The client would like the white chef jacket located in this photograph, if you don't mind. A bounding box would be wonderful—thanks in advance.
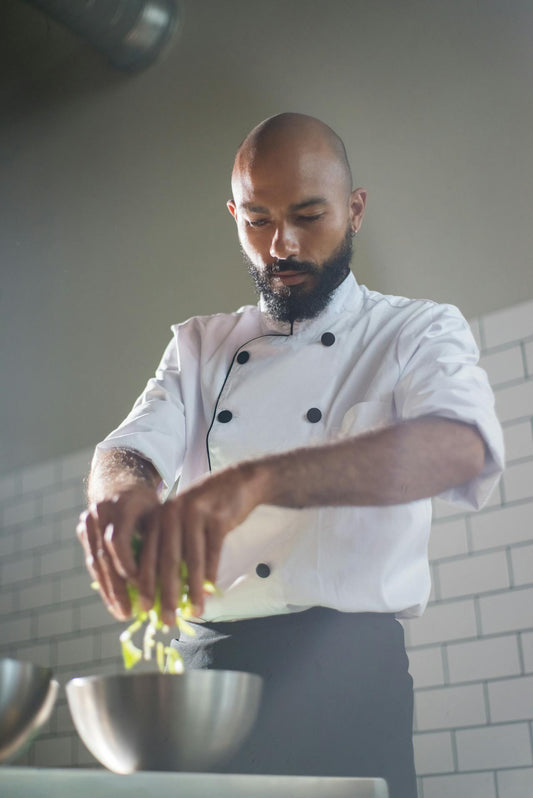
[97,272,504,621]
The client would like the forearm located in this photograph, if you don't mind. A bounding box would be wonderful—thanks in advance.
[87,448,161,503]
[253,416,486,508]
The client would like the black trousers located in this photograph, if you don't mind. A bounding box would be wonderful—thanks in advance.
[172,607,418,798]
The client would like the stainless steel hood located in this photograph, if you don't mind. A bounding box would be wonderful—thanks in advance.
[23,0,182,71]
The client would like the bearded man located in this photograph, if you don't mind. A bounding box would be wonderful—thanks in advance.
[78,113,504,798]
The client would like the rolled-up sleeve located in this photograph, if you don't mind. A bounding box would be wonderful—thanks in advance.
[394,302,505,509]
[96,335,186,490]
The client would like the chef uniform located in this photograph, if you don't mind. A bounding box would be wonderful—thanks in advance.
[97,272,504,797]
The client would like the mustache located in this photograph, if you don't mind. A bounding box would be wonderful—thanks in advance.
[268,260,319,276]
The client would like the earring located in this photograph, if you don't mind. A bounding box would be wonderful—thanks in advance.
[351,228,358,237]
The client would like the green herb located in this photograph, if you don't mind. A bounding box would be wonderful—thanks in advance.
[92,535,219,673]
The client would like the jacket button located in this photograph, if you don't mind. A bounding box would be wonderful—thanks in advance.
[237,350,250,364]
[306,408,322,423]
[217,410,233,423]
[321,332,335,347]
[256,563,271,578]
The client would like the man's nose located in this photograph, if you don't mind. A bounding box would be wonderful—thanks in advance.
[269,224,299,260]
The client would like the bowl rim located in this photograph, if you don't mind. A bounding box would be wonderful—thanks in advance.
[0,658,54,679]
[66,669,263,688]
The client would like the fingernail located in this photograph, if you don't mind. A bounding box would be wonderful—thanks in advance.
[108,602,122,619]
[162,609,176,627]
[140,595,152,612]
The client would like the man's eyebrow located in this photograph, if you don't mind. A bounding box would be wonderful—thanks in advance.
[240,197,328,213]
[289,197,328,211]
[241,203,270,213]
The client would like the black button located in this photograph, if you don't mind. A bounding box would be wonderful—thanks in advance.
[321,332,336,347]
[217,410,233,423]
[306,408,322,423]
[256,563,271,578]
[236,350,250,364]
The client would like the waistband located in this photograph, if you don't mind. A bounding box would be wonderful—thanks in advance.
[180,606,396,641]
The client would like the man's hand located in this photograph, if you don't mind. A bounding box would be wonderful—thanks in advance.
[77,485,161,620]
[162,464,267,621]
[77,461,267,626]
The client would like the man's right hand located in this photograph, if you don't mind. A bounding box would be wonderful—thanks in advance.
[76,485,163,621]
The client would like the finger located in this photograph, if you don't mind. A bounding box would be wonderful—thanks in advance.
[204,526,223,586]
[183,513,206,617]
[95,545,130,621]
[108,573,131,620]
[102,511,138,581]
[136,509,160,612]
[76,510,97,580]
[86,502,131,617]
[158,503,181,627]
[81,508,131,620]
[77,512,116,616]
[76,511,99,583]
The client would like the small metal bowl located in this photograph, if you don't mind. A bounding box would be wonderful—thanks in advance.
[0,658,59,764]
[66,670,263,773]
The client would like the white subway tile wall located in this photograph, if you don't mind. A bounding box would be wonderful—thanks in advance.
[497,768,533,798]
[522,631,533,671]
[456,723,532,770]
[479,344,525,387]
[525,340,533,376]
[421,772,497,798]
[0,447,104,768]
[446,635,522,683]
[502,419,533,461]
[495,380,533,423]
[413,731,454,776]
[0,300,532,797]
[403,301,533,797]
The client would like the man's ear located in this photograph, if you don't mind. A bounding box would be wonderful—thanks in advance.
[227,199,238,221]
[349,188,367,233]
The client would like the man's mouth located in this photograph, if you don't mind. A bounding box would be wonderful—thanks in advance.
[274,270,310,286]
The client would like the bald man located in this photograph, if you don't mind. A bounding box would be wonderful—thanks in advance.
[79,113,504,797]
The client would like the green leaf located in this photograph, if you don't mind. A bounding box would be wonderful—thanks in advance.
[120,636,143,670]
[164,646,184,674]
[101,536,221,673]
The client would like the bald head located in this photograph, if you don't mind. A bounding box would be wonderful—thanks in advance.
[232,112,353,199]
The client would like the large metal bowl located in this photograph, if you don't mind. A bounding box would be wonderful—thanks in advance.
[66,670,263,774]
[0,658,59,764]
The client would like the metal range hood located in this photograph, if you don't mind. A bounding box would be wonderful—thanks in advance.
[24,0,182,71]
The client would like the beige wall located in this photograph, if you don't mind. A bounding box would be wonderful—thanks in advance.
[2,0,533,474]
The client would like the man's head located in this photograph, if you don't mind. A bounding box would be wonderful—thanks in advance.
[227,113,366,322]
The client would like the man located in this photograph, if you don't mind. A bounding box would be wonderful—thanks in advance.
[78,113,504,797]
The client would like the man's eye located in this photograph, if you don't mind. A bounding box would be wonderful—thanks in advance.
[247,219,269,228]
[298,214,324,222]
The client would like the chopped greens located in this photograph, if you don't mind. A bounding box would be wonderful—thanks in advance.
[92,536,219,673]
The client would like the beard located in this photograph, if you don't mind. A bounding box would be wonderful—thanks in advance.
[243,225,354,323]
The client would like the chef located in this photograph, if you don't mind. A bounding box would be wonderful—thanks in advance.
[77,112,504,798]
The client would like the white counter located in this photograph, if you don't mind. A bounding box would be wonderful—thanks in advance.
[1,767,388,797]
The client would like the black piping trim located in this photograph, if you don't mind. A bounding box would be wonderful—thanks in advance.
[205,324,294,471]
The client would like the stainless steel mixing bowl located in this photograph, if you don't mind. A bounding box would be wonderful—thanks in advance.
[0,658,59,764]
[66,670,263,773]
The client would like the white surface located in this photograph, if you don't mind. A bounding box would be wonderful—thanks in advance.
[0,768,388,798]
